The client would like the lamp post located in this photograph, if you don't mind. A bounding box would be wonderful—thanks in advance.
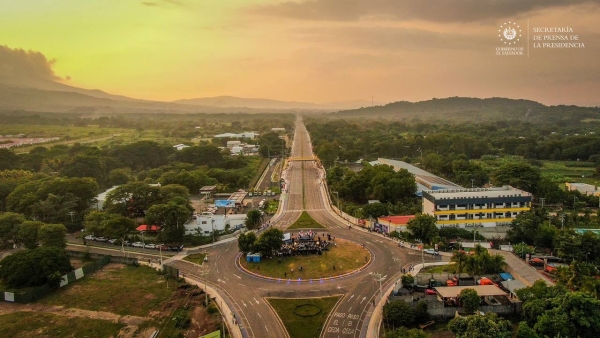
[370,272,387,302]
[211,219,216,243]
[198,264,210,305]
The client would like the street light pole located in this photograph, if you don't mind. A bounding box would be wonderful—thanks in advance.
[370,272,387,302]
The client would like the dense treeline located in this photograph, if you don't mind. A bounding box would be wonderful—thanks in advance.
[0,111,294,139]
[306,118,600,165]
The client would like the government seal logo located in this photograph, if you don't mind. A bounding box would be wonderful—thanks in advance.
[499,21,521,45]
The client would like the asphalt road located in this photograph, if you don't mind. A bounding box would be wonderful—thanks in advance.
[166,117,441,338]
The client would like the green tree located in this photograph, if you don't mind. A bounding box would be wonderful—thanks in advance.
[0,247,72,288]
[245,210,262,230]
[238,231,257,253]
[83,211,136,241]
[383,300,414,328]
[491,162,540,194]
[362,203,389,219]
[459,288,480,313]
[104,182,161,217]
[145,202,193,244]
[448,313,512,338]
[516,321,539,338]
[17,220,43,249]
[38,223,67,248]
[407,214,438,244]
[385,327,430,338]
[255,228,283,256]
[414,300,430,324]
[401,274,415,288]
[0,212,25,244]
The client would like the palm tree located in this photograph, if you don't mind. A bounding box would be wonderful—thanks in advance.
[451,250,468,274]
[486,254,506,274]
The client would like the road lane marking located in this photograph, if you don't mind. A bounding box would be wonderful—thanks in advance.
[233,274,241,279]
[347,295,354,302]
[253,297,260,304]
[360,297,366,304]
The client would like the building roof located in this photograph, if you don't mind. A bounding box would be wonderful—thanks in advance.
[377,158,462,190]
[501,280,526,294]
[435,285,507,298]
[424,185,532,200]
[378,215,416,225]
[199,186,217,193]
[228,190,248,205]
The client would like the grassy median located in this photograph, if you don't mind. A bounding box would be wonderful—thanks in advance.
[267,296,341,338]
[287,211,325,229]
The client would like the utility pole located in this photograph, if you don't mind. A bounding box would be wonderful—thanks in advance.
[540,198,545,208]
[471,179,474,188]
[370,272,387,302]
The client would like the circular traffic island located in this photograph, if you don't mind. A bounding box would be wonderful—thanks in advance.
[293,304,322,317]
[240,238,370,280]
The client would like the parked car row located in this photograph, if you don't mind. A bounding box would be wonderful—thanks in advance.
[84,235,184,251]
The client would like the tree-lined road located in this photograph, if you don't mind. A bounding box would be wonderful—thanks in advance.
[167,117,439,338]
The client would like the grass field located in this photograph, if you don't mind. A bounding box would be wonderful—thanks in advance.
[38,264,182,317]
[0,311,125,338]
[287,211,326,229]
[419,264,456,274]
[241,239,369,279]
[540,161,600,186]
[268,296,341,338]
[183,253,207,265]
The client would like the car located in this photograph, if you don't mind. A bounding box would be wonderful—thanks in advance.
[95,237,108,242]
[131,242,144,248]
[84,235,95,241]
[108,239,118,244]
[424,249,439,255]
[144,244,157,249]
[425,288,437,295]
[168,245,184,252]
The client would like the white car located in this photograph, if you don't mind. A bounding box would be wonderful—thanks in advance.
[95,237,108,242]
[131,242,144,248]
[424,249,439,255]
[144,244,157,249]
[84,235,95,241]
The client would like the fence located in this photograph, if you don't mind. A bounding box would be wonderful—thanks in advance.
[2,255,113,303]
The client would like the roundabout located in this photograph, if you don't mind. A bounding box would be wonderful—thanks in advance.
[238,237,372,280]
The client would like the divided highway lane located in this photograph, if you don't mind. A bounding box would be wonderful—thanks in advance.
[163,116,439,338]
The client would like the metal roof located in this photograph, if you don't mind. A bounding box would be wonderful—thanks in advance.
[435,285,507,298]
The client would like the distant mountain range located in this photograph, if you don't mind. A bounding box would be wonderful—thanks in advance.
[174,96,379,110]
[331,97,600,124]
[0,79,378,113]
[0,79,597,124]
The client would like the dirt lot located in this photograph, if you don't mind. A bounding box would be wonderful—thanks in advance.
[0,264,222,337]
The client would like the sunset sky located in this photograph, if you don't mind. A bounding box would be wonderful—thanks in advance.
[1,0,599,105]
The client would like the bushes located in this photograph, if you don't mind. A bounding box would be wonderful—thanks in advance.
[383,300,429,329]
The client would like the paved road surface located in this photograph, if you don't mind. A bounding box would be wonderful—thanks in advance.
[166,116,440,338]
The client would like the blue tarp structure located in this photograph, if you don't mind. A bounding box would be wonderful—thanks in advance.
[246,254,261,263]
[215,199,235,208]
[499,273,514,281]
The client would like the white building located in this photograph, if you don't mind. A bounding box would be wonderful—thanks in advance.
[422,186,532,229]
[566,182,599,196]
[173,143,190,151]
[214,132,259,139]
[184,213,247,235]
[271,127,286,132]
[96,186,120,210]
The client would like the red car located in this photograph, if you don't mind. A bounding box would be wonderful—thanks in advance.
[425,288,437,295]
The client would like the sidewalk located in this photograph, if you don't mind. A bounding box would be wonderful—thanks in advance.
[363,262,448,338]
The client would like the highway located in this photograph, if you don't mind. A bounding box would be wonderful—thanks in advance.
[166,116,440,338]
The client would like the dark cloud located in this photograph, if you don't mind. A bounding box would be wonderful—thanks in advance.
[250,0,599,23]
[0,45,62,84]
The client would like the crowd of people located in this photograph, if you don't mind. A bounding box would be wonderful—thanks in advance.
[276,230,333,256]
